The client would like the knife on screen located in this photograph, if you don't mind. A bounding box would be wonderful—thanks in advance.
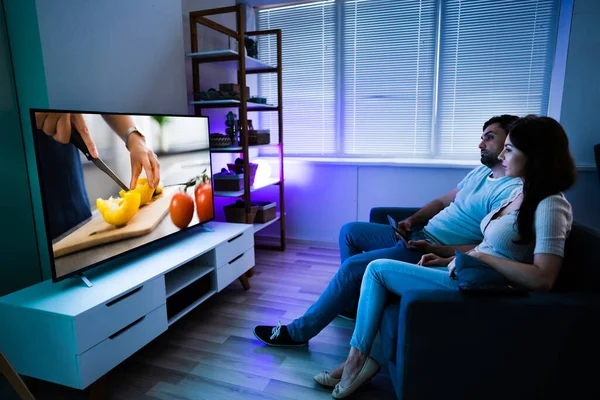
[69,129,130,192]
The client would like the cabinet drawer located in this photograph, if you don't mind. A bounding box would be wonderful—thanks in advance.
[78,304,167,389]
[73,276,165,354]
[214,227,254,268]
[216,249,255,291]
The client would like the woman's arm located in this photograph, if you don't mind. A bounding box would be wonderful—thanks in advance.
[471,252,563,292]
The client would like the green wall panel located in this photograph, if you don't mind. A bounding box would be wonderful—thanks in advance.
[0,0,49,296]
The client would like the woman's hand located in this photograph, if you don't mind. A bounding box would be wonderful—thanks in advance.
[417,253,452,267]
[127,134,160,189]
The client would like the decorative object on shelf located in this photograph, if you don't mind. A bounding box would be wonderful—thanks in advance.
[245,36,258,58]
[241,129,271,146]
[209,133,232,148]
[228,158,258,186]
[224,200,258,223]
[225,111,239,146]
[220,83,250,100]
[151,115,171,153]
[252,201,276,223]
[249,96,268,104]
[213,168,243,191]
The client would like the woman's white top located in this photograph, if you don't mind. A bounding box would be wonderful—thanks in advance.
[448,188,572,268]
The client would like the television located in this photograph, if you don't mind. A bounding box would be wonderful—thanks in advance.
[29,109,214,282]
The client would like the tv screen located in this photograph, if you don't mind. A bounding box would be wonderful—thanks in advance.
[30,109,214,282]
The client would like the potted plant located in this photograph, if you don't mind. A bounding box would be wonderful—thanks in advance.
[151,115,171,153]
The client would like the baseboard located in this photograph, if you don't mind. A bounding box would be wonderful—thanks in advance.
[255,234,338,249]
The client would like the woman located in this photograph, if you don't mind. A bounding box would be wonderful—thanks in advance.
[318,115,577,399]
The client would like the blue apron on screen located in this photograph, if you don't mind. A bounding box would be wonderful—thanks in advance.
[36,129,91,240]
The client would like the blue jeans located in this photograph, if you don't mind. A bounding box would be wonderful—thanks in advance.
[287,222,426,342]
[350,259,458,354]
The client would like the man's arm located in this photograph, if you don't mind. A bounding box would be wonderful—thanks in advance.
[404,187,477,257]
[406,188,458,226]
[424,243,478,258]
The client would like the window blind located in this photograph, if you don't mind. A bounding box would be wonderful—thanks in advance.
[343,0,437,156]
[437,0,560,159]
[258,1,336,155]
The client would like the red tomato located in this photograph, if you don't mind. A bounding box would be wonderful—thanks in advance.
[170,192,194,229]
[195,180,214,223]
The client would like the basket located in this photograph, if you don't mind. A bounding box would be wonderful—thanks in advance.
[209,134,232,148]
[241,131,271,146]
[213,172,243,191]
[252,201,276,223]
[223,203,258,223]
[227,162,258,186]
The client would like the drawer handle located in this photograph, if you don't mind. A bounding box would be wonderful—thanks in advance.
[106,286,142,307]
[227,233,243,243]
[109,316,146,340]
[228,253,244,264]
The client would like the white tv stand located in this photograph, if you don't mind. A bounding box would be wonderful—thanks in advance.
[0,221,254,390]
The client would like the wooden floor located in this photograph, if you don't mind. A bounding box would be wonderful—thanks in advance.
[1,243,397,400]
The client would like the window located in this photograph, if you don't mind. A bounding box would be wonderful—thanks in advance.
[258,1,336,154]
[257,0,561,159]
[436,0,560,158]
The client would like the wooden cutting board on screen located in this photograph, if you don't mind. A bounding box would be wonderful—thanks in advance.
[53,187,176,258]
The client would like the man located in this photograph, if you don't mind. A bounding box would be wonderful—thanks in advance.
[254,115,522,347]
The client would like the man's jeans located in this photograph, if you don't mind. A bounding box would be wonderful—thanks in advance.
[287,222,426,342]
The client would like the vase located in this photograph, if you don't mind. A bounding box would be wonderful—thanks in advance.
[158,126,169,153]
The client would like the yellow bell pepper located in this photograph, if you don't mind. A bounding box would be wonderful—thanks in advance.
[96,191,141,227]
[119,178,154,206]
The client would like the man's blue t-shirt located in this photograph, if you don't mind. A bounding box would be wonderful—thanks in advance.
[422,165,521,246]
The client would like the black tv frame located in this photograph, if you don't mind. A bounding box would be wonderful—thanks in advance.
[594,144,599,183]
[29,108,215,283]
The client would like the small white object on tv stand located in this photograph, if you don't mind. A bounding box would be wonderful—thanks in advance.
[0,221,254,390]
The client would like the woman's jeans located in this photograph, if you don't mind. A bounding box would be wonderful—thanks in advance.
[350,260,458,354]
[287,222,425,342]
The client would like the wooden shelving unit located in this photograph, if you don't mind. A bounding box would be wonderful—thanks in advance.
[189,4,285,251]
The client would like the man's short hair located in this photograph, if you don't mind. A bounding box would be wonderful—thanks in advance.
[483,115,519,134]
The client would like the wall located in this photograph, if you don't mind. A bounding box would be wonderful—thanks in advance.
[35,0,188,115]
[0,0,47,296]
[560,0,600,167]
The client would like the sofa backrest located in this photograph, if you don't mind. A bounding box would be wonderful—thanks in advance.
[555,222,600,292]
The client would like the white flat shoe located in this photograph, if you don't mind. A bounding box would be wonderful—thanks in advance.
[332,356,381,399]
[313,371,341,387]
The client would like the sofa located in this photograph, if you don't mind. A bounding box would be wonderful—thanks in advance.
[370,207,600,400]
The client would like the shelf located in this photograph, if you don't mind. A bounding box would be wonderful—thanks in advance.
[188,5,285,251]
[210,144,279,153]
[167,288,217,326]
[187,49,277,72]
[254,212,281,233]
[165,262,214,298]
[189,99,278,111]
[214,177,281,197]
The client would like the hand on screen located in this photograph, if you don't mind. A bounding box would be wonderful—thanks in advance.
[127,135,161,190]
[35,112,99,158]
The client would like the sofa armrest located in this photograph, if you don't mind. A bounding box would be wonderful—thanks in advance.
[369,207,420,225]
[394,290,600,400]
